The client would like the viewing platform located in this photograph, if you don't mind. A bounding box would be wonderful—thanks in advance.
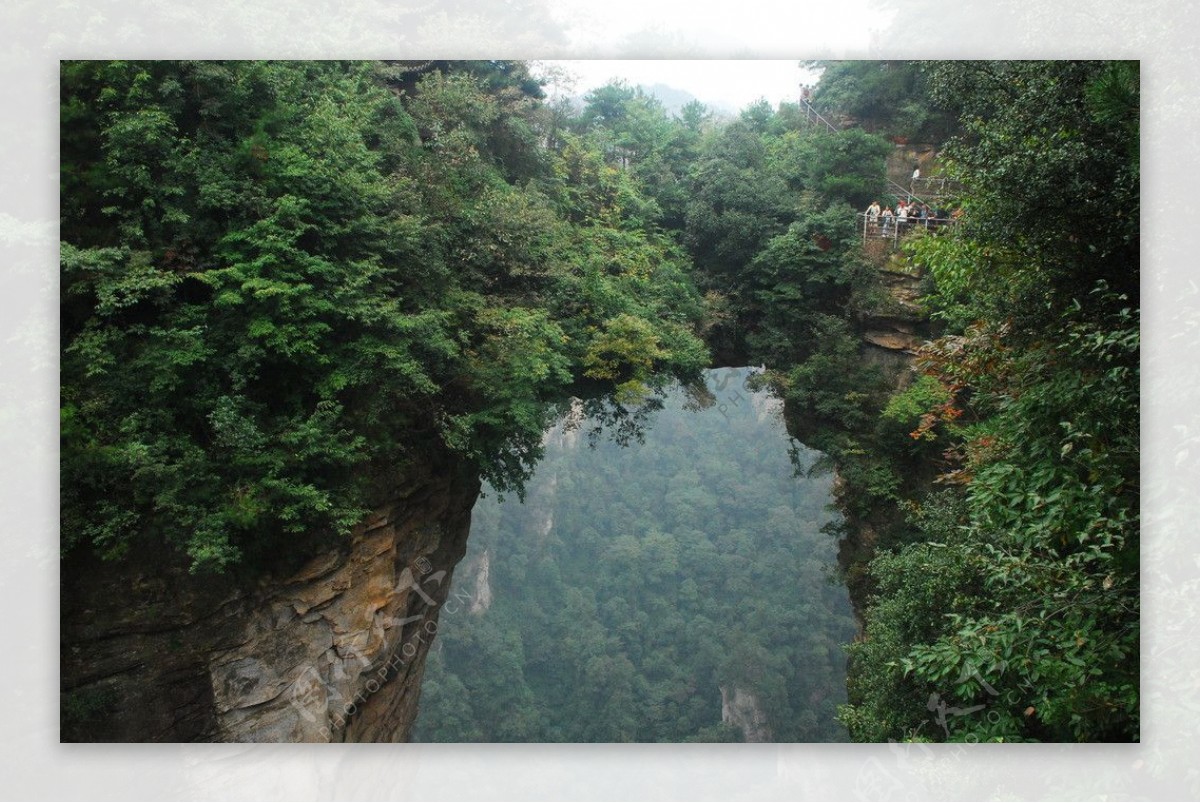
[858,211,957,250]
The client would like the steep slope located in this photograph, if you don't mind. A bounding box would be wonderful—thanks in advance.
[62,460,479,742]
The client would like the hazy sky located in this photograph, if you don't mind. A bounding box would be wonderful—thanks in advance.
[546,0,889,60]
[536,60,824,114]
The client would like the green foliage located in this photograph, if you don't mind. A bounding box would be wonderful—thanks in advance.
[582,314,667,394]
[834,61,1139,743]
[61,58,1138,745]
[744,201,871,365]
[414,369,856,742]
[679,102,888,364]
[779,315,890,437]
[840,493,985,742]
[684,118,796,284]
[923,60,1139,320]
[61,61,709,571]
[62,61,412,570]
[902,294,1138,741]
[877,374,954,452]
[808,61,957,143]
[781,128,891,208]
[561,80,711,231]
[902,230,1025,330]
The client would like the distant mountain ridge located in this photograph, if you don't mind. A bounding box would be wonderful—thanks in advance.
[567,82,736,118]
[639,82,735,116]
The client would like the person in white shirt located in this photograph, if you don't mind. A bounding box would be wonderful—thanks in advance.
[880,206,894,237]
[866,200,881,234]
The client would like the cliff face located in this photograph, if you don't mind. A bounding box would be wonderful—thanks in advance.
[60,462,481,742]
[720,685,772,743]
[858,143,942,361]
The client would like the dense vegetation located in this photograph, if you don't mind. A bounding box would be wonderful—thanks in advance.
[414,368,856,742]
[443,60,1140,743]
[61,60,1138,743]
[806,60,957,144]
[788,62,1140,742]
[60,61,707,572]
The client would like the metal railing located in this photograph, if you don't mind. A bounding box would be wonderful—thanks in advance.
[798,98,839,134]
[884,178,935,209]
[887,176,964,210]
[797,96,960,209]
[909,176,962,199]
[858,211,957,247]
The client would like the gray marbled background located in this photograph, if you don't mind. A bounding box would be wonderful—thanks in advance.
[6,1,1192,798]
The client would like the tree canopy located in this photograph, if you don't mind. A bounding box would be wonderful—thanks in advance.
[830,61,1140,742]
[61,61,708,572]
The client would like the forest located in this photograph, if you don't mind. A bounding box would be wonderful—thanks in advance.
[60,59,1139,742]
[414,367,856,742]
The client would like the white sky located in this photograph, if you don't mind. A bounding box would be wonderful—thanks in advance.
[535,60,823,114]
[545,0,890,59]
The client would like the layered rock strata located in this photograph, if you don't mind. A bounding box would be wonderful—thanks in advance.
[60,464,480,742]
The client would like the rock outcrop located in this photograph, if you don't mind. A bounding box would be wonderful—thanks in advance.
[720,685,773,743]
[466,548,493,615]
[861,266,927,355]
[855,144,943,361]
[60,461,481,742]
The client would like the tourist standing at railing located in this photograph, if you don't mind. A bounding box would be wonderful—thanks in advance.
[896,202,909,233]
[866,200,880,231]
[880,206,894,237]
